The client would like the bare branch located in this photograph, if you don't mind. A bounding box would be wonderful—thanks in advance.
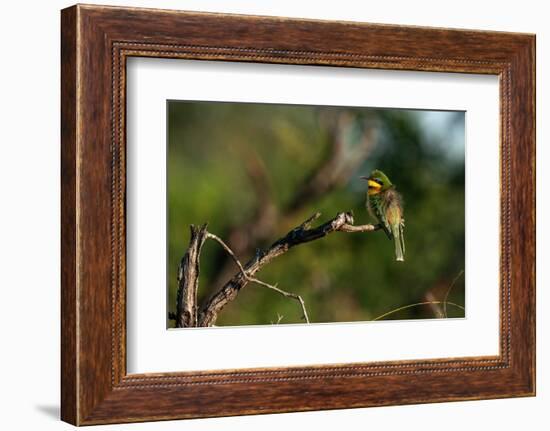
[175,224,208,328]
[198,212,377,327]
[272,313,284,325]
[338,223,381,233]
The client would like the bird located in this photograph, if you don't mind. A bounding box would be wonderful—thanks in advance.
[360,169,405,262]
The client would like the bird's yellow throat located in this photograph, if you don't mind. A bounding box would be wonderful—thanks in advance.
[367,179,382,195]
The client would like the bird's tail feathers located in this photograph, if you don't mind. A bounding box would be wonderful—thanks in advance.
[391,223,405,262]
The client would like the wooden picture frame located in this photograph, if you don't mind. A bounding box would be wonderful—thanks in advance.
[61,4,535,425]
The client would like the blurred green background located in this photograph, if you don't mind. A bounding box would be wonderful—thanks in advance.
[167,101,465,327]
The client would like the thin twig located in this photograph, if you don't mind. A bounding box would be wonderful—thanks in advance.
[299,212,322,229]
[205,232,249,276]
[372,301,465,321]
[206,232,310,323]
[251,280,310,324]
[271,313,284,325]
[443,269,465,318]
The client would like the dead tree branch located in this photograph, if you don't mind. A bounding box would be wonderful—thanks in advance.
[196,212,378,327]
[175,224,208,328]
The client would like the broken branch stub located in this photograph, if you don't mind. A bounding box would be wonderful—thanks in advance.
[175,224,208,328]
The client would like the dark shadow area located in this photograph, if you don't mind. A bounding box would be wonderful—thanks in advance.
[35,404,59,420]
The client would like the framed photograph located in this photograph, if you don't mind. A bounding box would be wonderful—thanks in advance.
[61,4,535,425]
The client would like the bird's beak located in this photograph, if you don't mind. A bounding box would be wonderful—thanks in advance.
[359,175,369,180]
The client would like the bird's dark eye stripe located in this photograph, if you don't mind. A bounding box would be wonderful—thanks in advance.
[372,179,383,186]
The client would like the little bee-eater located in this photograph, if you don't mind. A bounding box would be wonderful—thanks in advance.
[361,170,405,262]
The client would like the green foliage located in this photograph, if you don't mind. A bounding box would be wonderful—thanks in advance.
[168,102,465,326]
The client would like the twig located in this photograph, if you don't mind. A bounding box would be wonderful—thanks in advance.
[252,280,310,324]
[372,301,465,321]
[205,232,248,274]
[443,270,464,318]
[206,232,310,323]
[299,212,322,229]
